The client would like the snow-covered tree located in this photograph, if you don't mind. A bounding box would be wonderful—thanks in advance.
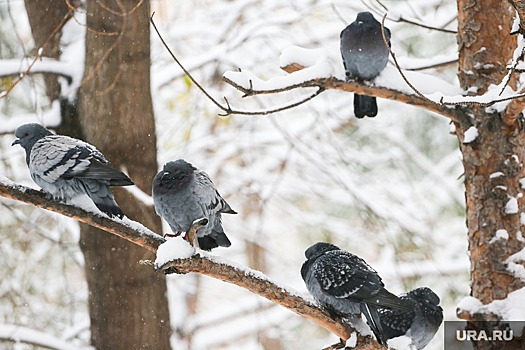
[2,1,523,349]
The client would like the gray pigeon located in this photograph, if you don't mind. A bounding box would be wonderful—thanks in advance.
[301,242,412,346]
[379,287,443,349]
[12,123,133,218]
[152,159,237,251]
[340,12,391,118]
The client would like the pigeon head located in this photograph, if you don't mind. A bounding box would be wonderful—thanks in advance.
[355,11,378,26]
[408,287,440,306]
[156,159,196,190]
[304,242,340,259]
[12,123,53,155]
[407,287,443,316]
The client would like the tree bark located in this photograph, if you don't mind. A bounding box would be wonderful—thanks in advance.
[456,2,525,347]
[78,1,171,349]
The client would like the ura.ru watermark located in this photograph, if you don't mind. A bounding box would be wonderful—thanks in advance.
[444,321,523,349]
[456,328,513,342]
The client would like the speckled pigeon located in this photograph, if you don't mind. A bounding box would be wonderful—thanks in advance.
[12,123,133,218]
[340,11,391,118]
[301,242,412,346]
[378,287,443,349]
[152,159,237,251]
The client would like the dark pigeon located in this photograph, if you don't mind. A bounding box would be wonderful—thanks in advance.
[301,242,412,346]
[379,287,443,349]
[152,159,237,251]
[12,123,133,218]
[340,11,391,118]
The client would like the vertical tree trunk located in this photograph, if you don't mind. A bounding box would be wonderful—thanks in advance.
[78,1,171,349]
[456,0,525,328]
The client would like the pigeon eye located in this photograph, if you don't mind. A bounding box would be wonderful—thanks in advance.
[24,132,29,137]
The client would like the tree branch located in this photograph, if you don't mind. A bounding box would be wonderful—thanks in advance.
[0,179,164,252]
[0,178,383,349]
[223,67,459,121]
[149,13,320,116]
[0,7,75,99]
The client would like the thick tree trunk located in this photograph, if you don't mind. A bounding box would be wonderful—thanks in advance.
[457,0,525,338]
[78,1,171,349]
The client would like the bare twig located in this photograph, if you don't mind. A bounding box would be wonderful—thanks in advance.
[373,0,457,33]
[149,13,322,116]
[439,91,525,108]
[405,58,458,71]
[0,179,386,348]
[499,42,525,96]
[380,14,438,105]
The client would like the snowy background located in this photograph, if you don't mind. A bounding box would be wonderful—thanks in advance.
[0,0,466,349]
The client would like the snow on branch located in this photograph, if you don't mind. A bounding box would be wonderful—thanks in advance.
[223,61,461,121]
[151,12,525,125]
[0,177,164,252]
[0,178,384,349]
[0,324,89,350]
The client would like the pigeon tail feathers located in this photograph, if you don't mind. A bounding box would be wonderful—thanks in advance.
[198,228,231,250]
[368,288,414,311]
[361,303,387,346]
[90,196,125,218]
[354,94,378,118]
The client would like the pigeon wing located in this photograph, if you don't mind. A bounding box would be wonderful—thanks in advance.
[30,136,95,183]
[378,302,416,339]
[314,251,383,300]
[192,170,236,216]
[31,135,132,186]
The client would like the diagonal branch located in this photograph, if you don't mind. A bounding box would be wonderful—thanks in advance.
[0,179,382,349]
[149,13,321,116]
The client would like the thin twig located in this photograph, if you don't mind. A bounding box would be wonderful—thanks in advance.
[374,0,457,33]
[499,39,525,96]
[405,58,458,71]
[0,8,75,99]
[149,13,324,116]
[440,91,525,107]
[380,14,440,106]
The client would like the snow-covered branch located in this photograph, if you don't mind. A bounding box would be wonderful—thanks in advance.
[0,178,164,252]
[0,324,90,350]
[0,178,384,349]
[224,62,461,121]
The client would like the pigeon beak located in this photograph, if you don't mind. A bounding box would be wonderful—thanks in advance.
[12,139,20,146]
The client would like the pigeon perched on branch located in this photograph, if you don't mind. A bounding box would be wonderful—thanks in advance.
[152,159,237,251]
[12,123,133,218]
[379,287,443,349]
[340,11,391,118]
[301,242,412,346]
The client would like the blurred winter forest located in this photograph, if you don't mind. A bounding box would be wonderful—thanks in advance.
[0,0,466,349]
